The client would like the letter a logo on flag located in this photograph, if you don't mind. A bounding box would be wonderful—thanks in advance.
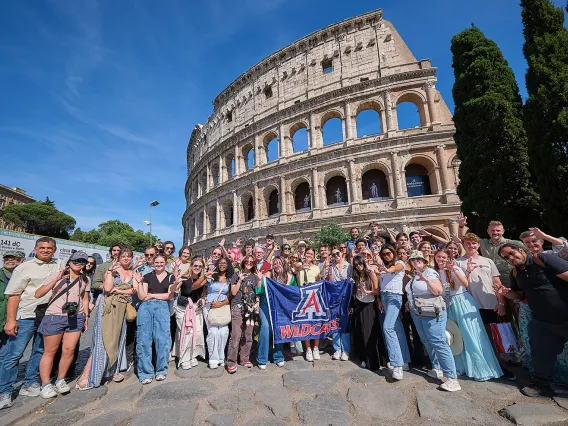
[292,284,329,322]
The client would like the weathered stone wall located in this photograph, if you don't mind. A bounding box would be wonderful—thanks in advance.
[183,9,461,254]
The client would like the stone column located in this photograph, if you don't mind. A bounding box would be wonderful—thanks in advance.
[344,101,354,140]
[232,191,239,227]
[253,183,261,223]
[435,145,453,195]
[254,135,263,167]
[424,81,439,125]
[390,151,405,198]
[197,175,202,198]
[380,109,387,134]
[216,200,221,231]
[233,145,240,176]
[278,123,287,159]
[383,90,396,133]
[206,164,211,192]
[448,218,459,238]
[280,176,288,217]
[203,209,208,235]
[309,113,322,149]
[218,156,224,184]
[312,168,321,210]
[348,160,360,204]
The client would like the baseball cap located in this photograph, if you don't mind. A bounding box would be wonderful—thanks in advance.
[297,240,307,247]
[266,234,275,240]
[69,251,89,262]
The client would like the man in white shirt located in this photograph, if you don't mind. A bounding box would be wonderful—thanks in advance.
[0,237,63,409]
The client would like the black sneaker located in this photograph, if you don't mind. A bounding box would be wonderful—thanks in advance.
[521,384,554,398]
[501,366,516,381]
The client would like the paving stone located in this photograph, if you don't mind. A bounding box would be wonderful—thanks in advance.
[283,370,338,391]
[461,379,520,400]
[343,368,384,384]
[284,359,312,371]
[380,368,429,385]
[348,385,407,420]
[233,375,281,392]
[254,386,293,419]
[209,392,254,412]
[45,386,108,414]
[174,363,205,379]
[130,405,198,426]
[499,403,568,426]
[0,396,50,426]
[417,389,505,425]
[200,366,226,378]
[296,393,351,425]
[205,413,235,426]
[137,380,216,408]
[554,396,568,410]
[29,410,85,426]
[82,410,132,426]
[243,418,287,426]
[105,383,143,407]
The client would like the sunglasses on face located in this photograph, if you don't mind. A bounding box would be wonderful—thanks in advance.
[339,246,347,250]
[192,264,203,268]
[145,253,155,257]
[87,261,96,266]
[332,252,340,256]
[381,251,394,257]
[371,246,379,250]
[244,260,254,264]
[283,247,291,251]
[71,259,87,265]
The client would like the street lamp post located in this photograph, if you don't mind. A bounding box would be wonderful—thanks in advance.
[149,200,159,246]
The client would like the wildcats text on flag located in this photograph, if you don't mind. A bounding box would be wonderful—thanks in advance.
[265,278,352,344]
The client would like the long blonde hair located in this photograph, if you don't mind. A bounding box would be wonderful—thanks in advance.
[434,249,456,290]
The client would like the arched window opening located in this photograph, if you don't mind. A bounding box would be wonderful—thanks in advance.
[362,169,389,200]
[292,128,309,153]
[322,117,343,146]
[212,165,220,186]
[226,156,235,179]
[405,164,432,197]
[197,212,204,236]
[266,137,278,163]
[268,189,279,216]
[356,109,382,138]
[246,197,254,222]
[397,102,421,130]
[224,204,233,227]
[244,147,255,170]
[326,176,348,206]
[208,209,216,232]
[294,182,311,211]
[200,173,207,195]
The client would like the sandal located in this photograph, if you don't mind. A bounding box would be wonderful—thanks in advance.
[75,378,92,391]
[112,373,125,383]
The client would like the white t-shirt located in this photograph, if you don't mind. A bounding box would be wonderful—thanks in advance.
[379,261,405,294]
[438,267,466,296]
[404,268,440,301]
[455,256,499,309]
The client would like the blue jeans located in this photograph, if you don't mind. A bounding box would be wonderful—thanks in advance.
[257,296,284,365]
[381,292,411,367]
[136,300,171,381]
[410,309,456,378]
[332,332,350,353]
[0,319,43,395]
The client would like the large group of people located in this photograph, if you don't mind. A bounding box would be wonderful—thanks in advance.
[1,216,568,409]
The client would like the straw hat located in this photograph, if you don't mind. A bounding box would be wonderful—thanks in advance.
[408,250,428,262]
[445,319,464,356]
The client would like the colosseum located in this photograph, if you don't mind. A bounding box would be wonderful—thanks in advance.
[183,9,461,252]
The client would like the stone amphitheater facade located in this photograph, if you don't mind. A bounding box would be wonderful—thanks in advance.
[183,9,461,253]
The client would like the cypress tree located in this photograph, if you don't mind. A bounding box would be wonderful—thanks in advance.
[522,0,568,236]
[451,26,540,236]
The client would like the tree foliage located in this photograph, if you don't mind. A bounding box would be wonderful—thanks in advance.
[70,220,158,252]
[315,223,349,248]
[451,26,540,236]
[522,0,568,235]
[3,202,76,239]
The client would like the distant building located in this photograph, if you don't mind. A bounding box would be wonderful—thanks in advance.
[0,185,34,231]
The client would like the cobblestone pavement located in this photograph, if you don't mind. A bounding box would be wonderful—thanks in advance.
[3,344,568,426]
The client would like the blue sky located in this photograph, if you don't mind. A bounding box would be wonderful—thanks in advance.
[1,0,565,249]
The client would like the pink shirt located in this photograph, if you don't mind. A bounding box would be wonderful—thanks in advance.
[42,272,90,316]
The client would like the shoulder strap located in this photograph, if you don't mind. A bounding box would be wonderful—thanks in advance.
[47,277,81,308]
[213,282,227,303]
[533,254,546,269]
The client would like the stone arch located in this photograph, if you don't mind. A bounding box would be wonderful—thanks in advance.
[292,178,311,211]
[394,91,428,128]
[355,99,384,138]
[225,153,235,179]
[263,131,279,163]
[361,168,390,200]
[197,211,204,236]
[263,184,280,217]
[211,163,220,187]
[403,155,439,196]
[242,143,255,171]
[289,121,309,153]
[423,225,449,241]
[240,191,255,222]
[207,205,217,232]
[200,171,207,195]
[221,198,234,228]
[325,175,348,206]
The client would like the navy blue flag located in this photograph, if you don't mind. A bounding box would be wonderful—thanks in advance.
[265,278,353,344]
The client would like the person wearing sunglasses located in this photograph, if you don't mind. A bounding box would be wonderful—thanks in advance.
[0,251,25,350]
[329,248,353,361]
[172,257,206,370]
[280,245,292,262]
[34,251,91,399]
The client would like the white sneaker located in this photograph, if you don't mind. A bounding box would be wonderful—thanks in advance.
[391,366,404,380]
[312,347,320,360]
[440,378,461,392]
[332,350,341,360]
[340,352,349,361]
[305,348,314,362]
[219,361,225,368]
[209,363,219,369]
[0,394,13,410]
[181,363,192,370]
[258,364,267,370]
[19,383,41,397]
[156,375,166,381]
[54,379,70,394]
[403,363,410,371]
[361,361,367,369]
[428,369,444,380]
[40,384,58,399]
[190,358,199,367]
[276,361,285,367]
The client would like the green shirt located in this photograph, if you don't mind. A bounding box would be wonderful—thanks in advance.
[0,267,12,330]
[479,237,523,288]
[256,275,297,296]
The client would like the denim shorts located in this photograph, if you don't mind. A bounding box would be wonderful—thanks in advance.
[38,313,86,335]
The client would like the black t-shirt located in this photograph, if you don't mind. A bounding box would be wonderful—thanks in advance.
[143,272,174,294]
[230,273,258,307]
[180,277,202,303]
[510,252,568,324]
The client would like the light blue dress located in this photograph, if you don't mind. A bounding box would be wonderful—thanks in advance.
[441,268,503,381]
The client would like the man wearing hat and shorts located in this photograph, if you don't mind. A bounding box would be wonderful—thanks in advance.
[0,250,26,349]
